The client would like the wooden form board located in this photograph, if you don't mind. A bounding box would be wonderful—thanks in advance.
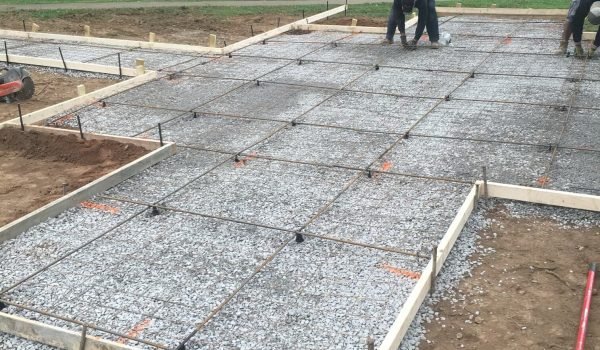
[0,312,139,350]
[0,5,345,57]
[222,5,347,53]
[295,17,418,34]
[379,184,479,350]
[484,181,600,212]
[0,54,138,76]
[2,54,139,76]
[381,182,600,349]
[436,7,567,16]
[0,70,157,127]
[0,124,176,243]
[0,29,223,55]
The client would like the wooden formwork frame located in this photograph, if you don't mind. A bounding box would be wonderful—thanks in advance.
[0,312,139,350]
[0,54,139,76]
[0,124,176,243]
[380,181,600,349]
[0,5,347,56]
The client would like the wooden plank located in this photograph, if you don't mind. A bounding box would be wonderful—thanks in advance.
[296,17,418,34]
[223,5,347,54]
[379,184,478,350]
[0,312,139,350]
[19,125,162,151]
[583,32,597,40]
[436,7,567,16]
[0,54,139,76]
[0,128,176,243]
[0,29,222,55]
[485,181,600,212]
[0,70,157,127]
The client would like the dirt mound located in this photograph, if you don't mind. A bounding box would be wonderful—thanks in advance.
[0,127,148,227]
[0,127,147,165]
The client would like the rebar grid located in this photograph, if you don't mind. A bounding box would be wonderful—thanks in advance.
[2,16,598,350]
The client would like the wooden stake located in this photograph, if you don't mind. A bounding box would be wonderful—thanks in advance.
[351,18,358,26]
[482,166,488,199]
[18,104,24,131]
[367,336,375,350]
[430,245,438,295]
[135,58,145,75]
[78,325,87,350]
[31,23,39,33]
[148,32,156,42]
[76,84,86,97]
[76,115,84,139]
[208,34,217,48]
[83,25,91,37]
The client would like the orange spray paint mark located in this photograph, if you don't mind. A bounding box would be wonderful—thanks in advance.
[536,176,550,186]
[380,161,393,172]
[117,318,153,344]
[379,263,421,280]
[80,201,120,214]
[234,151,258,168]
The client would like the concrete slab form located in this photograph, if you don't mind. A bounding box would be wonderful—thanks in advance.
[0,125,175,243]
[1,9,600,350]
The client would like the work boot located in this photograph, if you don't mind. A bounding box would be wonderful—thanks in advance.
[574,43,585,58]
[431,41,440,49]
[588,45,598,59]
[381,38,393,45]
[406,39,418,50]
[400,34,408,47]
[556,40,568,55]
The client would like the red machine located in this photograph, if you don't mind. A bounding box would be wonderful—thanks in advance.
[0,66,35,103]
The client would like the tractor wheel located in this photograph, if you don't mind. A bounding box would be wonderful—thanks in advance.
[15,77,35,101]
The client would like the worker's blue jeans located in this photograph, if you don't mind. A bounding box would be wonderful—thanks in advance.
[385,0,407,41]
[386,0,440,42]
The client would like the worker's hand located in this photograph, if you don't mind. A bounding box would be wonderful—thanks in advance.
[574,44,585,58]
[588,46,597,59]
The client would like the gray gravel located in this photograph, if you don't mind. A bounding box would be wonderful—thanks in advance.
[305,174,471,252]
[412,99,567,145]
[189,237,425,350]
[380,136,552,185]
[249,123,398,168]
[298,91,437,133]
[198,81,335,122]
[1,16,599,350]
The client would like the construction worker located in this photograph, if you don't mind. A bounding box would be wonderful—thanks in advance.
[557,0,600,57]
[383,0,440,49]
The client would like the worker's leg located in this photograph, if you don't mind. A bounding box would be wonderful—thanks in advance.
[557,0,578,54]
[589,26,600,57]
[425,0,440,44]
[398,11,408,46]
[413,0,428,42]
[385,0,403,43]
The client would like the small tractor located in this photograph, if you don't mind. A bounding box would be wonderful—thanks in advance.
[0,66,35,103]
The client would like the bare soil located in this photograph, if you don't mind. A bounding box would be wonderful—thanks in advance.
[0,12,308,46]
[422,205,600,350]
[0,69,115,123]
[0,10,385,46]
[0,127,148,227]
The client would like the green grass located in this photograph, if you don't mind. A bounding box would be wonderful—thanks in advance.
[3,0,598,31]
[1,0,571,7]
